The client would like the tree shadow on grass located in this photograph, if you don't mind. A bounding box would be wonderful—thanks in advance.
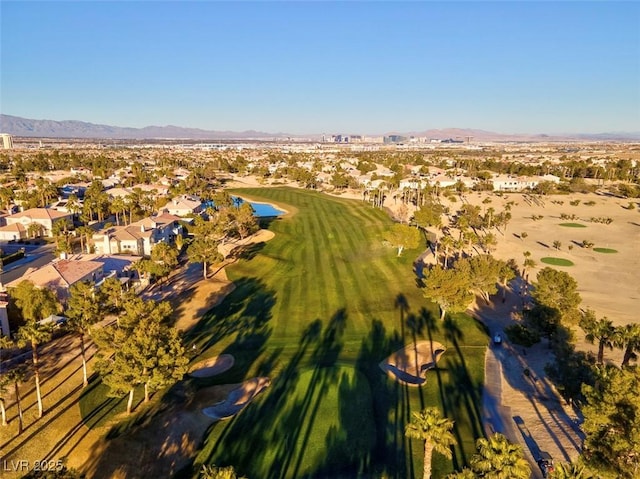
[200,309,349,479]
[79,277,276,479]
[440,316,484,469]
[355,319,409,478]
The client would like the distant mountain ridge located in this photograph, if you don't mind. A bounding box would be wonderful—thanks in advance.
[1,114,638,141]
[0,114,290,140]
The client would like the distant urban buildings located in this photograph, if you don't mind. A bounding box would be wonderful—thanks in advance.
[0,133,13,149]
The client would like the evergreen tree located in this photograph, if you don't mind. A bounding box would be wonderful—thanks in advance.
[422,263,473,321]
[384,223,422,257]
[582,366,640,477]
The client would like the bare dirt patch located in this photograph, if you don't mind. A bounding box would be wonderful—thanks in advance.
[380,340,446,386]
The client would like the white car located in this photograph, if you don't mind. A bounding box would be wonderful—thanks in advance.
[493,333,502,345]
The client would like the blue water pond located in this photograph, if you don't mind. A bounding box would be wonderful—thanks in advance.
[204,197,285,217]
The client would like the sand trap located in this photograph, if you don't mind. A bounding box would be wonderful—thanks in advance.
[201,377,271,420]
[189,354,235,378]
[380,341,446,386]
[218,229,276,258]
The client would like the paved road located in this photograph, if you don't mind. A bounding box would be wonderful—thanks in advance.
[483,342,544,479]
[472,286,583,478]
[1,243,56,284]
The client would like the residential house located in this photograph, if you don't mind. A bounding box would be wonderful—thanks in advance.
[6,254,141,304]
[7,258,105,303]
[105,187,133,199]
[3,208,73,238]
[0,223,28,242]
[161,196,203,217]
[92,213,182,256]
[491,175,558,192]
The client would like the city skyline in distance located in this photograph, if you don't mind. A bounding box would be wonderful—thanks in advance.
[1,2,639,135]
[3,113,639,142]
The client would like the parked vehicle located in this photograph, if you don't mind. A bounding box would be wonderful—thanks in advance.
[537,451,554,478]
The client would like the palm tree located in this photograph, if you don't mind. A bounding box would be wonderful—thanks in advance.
[34,178,58,208]
[405,407,457,479]
[0,186,15,212]
[0,336,13,426]
[27,222,45,239]
[110,196,126,226]
[522,251,536,282]
[17,322,53,418]
[12,281,58,418]
[614,323,640,367]
[549,461,594,479]
[579,311,615,364]
[200,465,247,479]
[65,193,81,218]
[469,433,530,479]
[76,225,94,254]
[445,469,476,479]
[6,364,27,433]
[66,281,101,387]
[440,234,455,269]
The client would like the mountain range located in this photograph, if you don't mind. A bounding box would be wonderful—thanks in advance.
[1,114,639,142]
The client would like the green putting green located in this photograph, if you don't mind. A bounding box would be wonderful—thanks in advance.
[540,257,575,266]
[593,247,618,254]
[558,223,587,228]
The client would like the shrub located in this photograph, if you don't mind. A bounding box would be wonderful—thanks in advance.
[505,324,541,347]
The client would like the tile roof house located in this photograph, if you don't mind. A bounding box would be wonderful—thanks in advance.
[92,213,182,256]
[0,223,28,242]
[105,187,133,199]
[4,208,73,238]
[7,259,105,302]
[161,196,203,217]
[6,254,141,303]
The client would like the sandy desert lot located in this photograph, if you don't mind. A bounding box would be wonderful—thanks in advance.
[457,191,640,327]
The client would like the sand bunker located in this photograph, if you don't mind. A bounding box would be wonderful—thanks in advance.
[380,341,446,386]
[189,354,235,378]
[201,377,271,420]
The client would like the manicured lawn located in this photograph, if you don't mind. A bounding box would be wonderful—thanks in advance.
[540,257,575,267]
[593,247,618,254]
[205,365,377,478]
[188,188,487,478]
[558,222,587,228]
[81,188,487,479]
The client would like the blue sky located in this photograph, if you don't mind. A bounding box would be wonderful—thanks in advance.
[1,1,639,134]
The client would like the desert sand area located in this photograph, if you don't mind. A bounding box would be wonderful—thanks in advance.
[456,190,640,326]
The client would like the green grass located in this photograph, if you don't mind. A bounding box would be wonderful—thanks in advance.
[558,222,587,228]
[192,188,487,478]
[540,257,575,267]
[82,188,487,479]
[593,247,618,254]
[208,366,376,478]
